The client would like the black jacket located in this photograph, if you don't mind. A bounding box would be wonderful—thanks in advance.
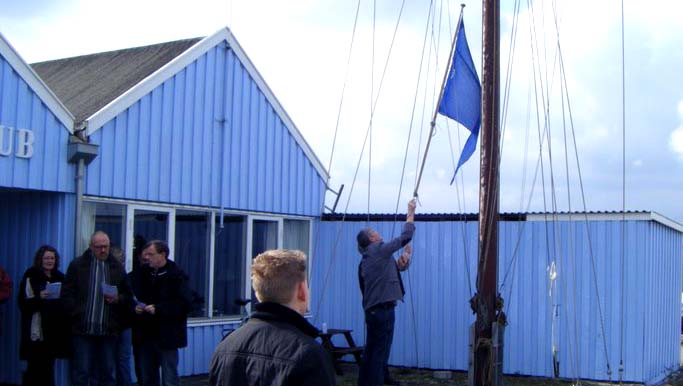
[130,260,192,349]
[18,267,70,359]
[62,250,133,336]
[208,302,336,386]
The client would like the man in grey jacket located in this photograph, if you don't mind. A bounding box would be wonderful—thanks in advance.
[357,199,416,386]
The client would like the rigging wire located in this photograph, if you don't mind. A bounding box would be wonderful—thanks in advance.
[412,32,437,193]
[618,0,627,383]
[499,0,521,157]
[393,0,438,367]
[450,3,474,296]
[550,1,582,381]
[326,0,363,174]
[558,21,614,386]
[494,3,616,382]
[446,120,474,297]
[501,85,531,316]
[311,0,362,324]
[501,3,604,382]
[497,0,522,311]
[526,12,576,374]
[559,62,581,385]
[313,0,409,322]
[527,0,554,270]
[368,0,377,224]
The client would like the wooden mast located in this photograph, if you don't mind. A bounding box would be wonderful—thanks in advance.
[471,0,502,385]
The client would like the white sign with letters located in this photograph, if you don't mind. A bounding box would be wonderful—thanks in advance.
[0,125,35,159]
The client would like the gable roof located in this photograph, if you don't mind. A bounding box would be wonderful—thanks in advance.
[32,38,200,125]
[31,28,329,182]
[0,32,74,132]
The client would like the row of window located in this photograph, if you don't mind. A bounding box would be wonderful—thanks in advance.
[82,200,311,319]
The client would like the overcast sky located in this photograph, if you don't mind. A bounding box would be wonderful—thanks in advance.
[2,0,682,222]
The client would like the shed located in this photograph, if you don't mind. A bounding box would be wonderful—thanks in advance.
[312,212,683,385]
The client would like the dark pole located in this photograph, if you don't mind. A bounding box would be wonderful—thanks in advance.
[472,0,500,385]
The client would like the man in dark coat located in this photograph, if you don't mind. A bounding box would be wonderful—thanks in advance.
[131,240,192,386]
[62,231,133,386]
[208,249,336,386]
[357,198,416,386]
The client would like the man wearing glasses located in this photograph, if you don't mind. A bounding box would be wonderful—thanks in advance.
[63,231,133,386]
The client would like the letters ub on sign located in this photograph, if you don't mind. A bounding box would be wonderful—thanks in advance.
[0,125,35,159]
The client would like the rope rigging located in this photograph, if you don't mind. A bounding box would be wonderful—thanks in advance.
[311,1,629,384]
[313,0,412,322]
[619,0,627,383]
[497,1,627,383]
[311,0,363,324]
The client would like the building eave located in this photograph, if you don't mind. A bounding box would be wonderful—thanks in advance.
[0,32,75,132]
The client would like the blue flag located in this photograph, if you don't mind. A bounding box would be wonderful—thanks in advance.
[438,17,481,183]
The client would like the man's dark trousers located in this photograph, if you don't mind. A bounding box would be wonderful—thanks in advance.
[358,302,395,386]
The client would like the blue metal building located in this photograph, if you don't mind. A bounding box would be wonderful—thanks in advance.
[0,28,328,385]
[311,212,683,384]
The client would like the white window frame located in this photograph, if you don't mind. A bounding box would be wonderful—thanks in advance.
[245,215,283,312]
[207,211,216,318]
[125,204,176,272]
[81,196,315,323]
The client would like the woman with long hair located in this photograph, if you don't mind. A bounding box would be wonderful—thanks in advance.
[18,245,70,386]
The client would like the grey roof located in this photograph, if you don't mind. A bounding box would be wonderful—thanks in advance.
[323,210,683,232]
[31,38,202,124]
[324,210,653,222]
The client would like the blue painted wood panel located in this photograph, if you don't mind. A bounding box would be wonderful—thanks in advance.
[0,54,73,193]
[84,44,324,216]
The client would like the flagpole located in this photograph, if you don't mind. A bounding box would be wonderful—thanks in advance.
[412,4,466,199]
[472,0,502,385]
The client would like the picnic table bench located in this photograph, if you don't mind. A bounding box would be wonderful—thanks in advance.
[317,328,364,375]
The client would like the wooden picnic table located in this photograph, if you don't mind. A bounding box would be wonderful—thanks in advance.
[317,328,364,375]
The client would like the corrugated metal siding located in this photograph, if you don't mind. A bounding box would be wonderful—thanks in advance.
[498,220,553,377]
[311,219,683,383]
[0,54,74,193]
[0,190,75,385]
[84,44,324,216]
[179,322,240,375]
[642,221,682,384]
[311,220,478,371]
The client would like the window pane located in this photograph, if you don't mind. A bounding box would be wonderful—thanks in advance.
[82,201,126,255]
[213,216,246,317]
[253,220,278,256]
[284,219,310,281]
[133,209,169,272]
[134,210,168,244]
[283,219,310,255]
[174,210,209,318]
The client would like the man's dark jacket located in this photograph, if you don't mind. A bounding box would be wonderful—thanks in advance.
[208,302,336,386]
[130,260,192,349]
[62,249,133,336]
